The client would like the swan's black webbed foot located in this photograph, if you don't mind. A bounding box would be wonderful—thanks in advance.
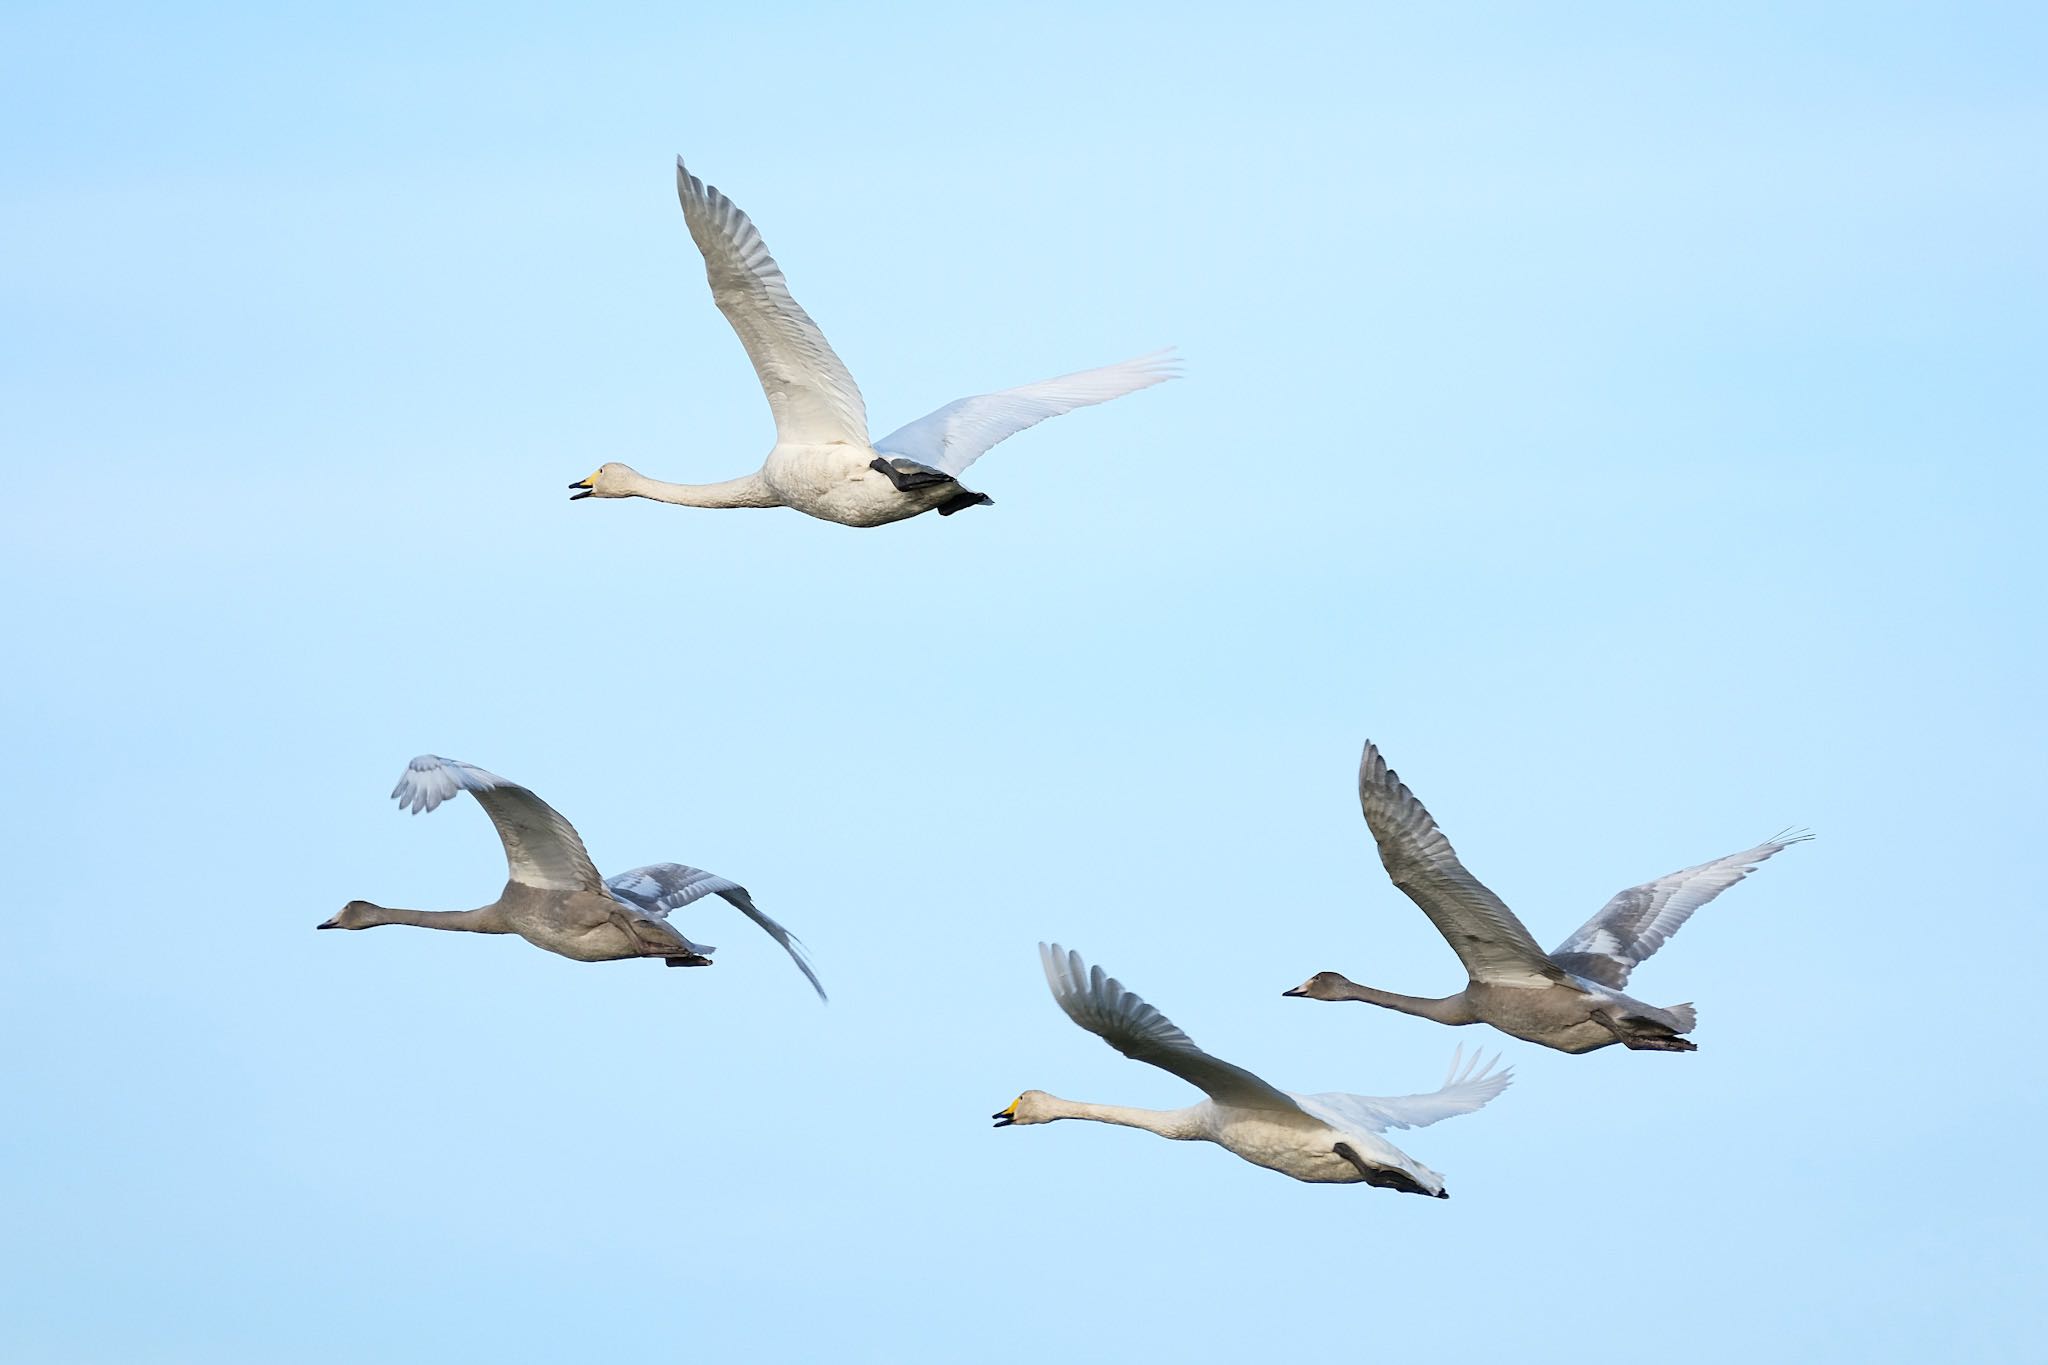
[664,954,714,968]
[935,488,994,516]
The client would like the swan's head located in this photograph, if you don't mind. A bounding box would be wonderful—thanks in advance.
[317,900,380,931]
[992,1091,1057,1127]
[1282,971,1355,1000]
[569,463,638,500]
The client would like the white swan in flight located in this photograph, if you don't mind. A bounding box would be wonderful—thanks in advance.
[568,157,1178,527]
[996,944,1510,1195]
[319,755,824,999]
[1283,741,1808,1052]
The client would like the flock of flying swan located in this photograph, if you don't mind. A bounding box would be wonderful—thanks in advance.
[324,156,1808,1196]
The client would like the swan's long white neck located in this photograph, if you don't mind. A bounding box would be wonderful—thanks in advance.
[619,468,782,508]
[1037,1095,1207,1140]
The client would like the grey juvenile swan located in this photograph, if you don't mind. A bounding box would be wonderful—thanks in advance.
[997,944,1510,1195]
[319,755,825,999]
[1283,741,1807,1053]
[567,157,1177,527]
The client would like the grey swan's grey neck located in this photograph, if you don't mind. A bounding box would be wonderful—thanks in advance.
[1037,1095,1205,1140]
[1320,978,1479,1025]
[621,469,781,509]
[352,903,512,934]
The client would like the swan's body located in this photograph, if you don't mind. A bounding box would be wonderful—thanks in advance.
[320,755,824,999]
[568,158,1177,527]
[999,945,1510,1195]
[1284,741,1808,1053]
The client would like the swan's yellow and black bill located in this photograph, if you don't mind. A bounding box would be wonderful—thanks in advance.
[991,1099,1020,1128]
[568,472,598,500]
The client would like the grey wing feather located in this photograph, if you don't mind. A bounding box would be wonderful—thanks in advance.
[1356,742,1562,986]
[608,862,825,1001]
[1551,829,1812,988]
[1039,944,1299,1113]
[873,350,1179,477]
[1296,1046,1512,1135]
[605,862,744,916]
[390,755,604,893]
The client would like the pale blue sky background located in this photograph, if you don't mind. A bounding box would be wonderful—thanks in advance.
[4,3,2043,1361]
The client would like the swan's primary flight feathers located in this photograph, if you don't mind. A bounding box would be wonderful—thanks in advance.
[873,350,1181,477]
[606,861,825,1001]
[1548,830,1813,989]
[392,754,602,893]
[1041,944,1297,1112]
[1294,1048,1512,1134]
[1355,743,1562,987]
[674,159,869,446]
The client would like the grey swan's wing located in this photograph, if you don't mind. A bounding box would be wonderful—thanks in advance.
[675,157,869,448]
[1040,944,1300,1114]
[605,862,826,1002]
[1356,742,1564,987]
[391,755,603,893]
[873,350,1179,477]
[1550,830,1813,989]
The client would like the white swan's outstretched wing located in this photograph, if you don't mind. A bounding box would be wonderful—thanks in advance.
[390,755,604,893]
[606,862,826,1002]
[1551,830,1812,989]
[872,350,1179,477]
[1295,1046,1512,1135]
[674,158,869,447]
[1356,742,1563,986]
[1040,944,1298,1113]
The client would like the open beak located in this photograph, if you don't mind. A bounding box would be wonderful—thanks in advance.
[1280,986,1307,997]
[568,475,595,501]
[991,1101,1018,1128]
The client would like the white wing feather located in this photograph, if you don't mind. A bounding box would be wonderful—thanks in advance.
[1295,1046,1512,1135]
[1551,830,1812,989]
[1039,944,1298,1112]
[605,862,826,1002]
[674,158,869,447]
[390,755,603,893]
[873,350,1179,477]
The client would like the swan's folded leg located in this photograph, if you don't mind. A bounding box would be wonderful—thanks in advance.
[867,457,994,516]
[1589,1008,1698,1052]
[1621,1032,1697,1052]
[607,905,716,968]
[1333,1142,1448,1199]
[869,457,955,491]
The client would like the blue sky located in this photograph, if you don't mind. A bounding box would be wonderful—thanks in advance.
[3,3,2043,1361]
